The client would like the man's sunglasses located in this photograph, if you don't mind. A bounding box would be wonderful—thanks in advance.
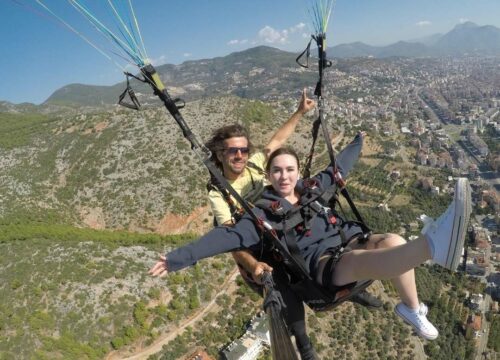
[224,147,250,155]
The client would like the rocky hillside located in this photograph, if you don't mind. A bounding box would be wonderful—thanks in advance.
[0,96,315,233]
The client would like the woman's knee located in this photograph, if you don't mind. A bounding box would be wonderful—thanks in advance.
[369,233,406,249]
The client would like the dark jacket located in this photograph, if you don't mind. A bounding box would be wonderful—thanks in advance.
[166,133,364,275]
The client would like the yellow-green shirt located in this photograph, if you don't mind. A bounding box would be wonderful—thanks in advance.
[208,152,267,225]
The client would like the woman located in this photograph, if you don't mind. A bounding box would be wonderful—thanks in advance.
[150,132,471,355]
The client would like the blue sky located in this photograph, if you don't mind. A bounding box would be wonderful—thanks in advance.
[1,0,500,104]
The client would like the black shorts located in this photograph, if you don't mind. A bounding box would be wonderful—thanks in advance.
[316,221,368,294]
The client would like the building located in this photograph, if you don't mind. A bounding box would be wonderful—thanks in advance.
[222,313,270,360]
[465,314,482,339]
[473,227,491,250]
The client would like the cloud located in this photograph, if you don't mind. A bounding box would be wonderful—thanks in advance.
[227,22,308,48]
[150,55,167,66]
[183,53,192,57]
[459,18,469,23]
[290,22,306,33]
[258,25,288,44]
[416,20,431,27]
[227,39,249,46]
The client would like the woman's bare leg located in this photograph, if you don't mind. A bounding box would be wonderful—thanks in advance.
[333,233,431,308]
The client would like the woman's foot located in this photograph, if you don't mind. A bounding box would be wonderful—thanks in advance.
[395,302,439,340]
[421,178,472,271]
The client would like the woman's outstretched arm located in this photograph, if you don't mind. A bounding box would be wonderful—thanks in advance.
[150,215,262,275]
[335,131,365,177]
[314,131,365,188]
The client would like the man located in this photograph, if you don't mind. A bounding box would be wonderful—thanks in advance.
[205,89,313,283]
[205,89,382,310]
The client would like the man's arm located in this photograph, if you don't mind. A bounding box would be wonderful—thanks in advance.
[264,88,316,158]
[232,251,273,284]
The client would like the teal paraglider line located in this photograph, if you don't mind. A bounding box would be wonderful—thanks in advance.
[127,0,148,60]
[67,0,145,66]
[26,0,126,71]
[106,0,146,60]
[306,0,335,34]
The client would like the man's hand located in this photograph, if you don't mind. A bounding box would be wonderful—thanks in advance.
[297,88,316,115]
[149,255,168,277]
[251,261,273,284]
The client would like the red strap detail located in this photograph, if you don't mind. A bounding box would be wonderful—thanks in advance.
[303,178,319,189]
[270,200,281,212]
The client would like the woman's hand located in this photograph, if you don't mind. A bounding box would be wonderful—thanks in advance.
[149,255,168,277]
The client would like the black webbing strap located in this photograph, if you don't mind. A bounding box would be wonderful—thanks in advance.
[262,272,299,360]
[118,73,141,110]
[303,118,321,179]
[296,37,313,68]
[207,181,240,224]
[340,187,366,228]
[299,32,368,229]
[282,218,307,273]
[208,160,265,225]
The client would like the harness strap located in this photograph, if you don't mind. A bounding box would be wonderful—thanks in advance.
[282,218,307,273]
[207,160,264,225]
[295,37,313,69]
[118,73,141,110]
[303,118,321,179]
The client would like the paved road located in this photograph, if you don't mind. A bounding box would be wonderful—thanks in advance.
[457,140,499,193]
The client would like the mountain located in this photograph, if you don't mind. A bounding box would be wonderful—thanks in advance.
[434,22,500,55]
[332,22,500,58]
[44,46,316,107]
[407,33,443,46]
[45,83,124,106]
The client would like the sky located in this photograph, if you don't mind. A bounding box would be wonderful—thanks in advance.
[1,0,500,104]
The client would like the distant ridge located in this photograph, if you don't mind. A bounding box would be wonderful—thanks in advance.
[332,22,500,58]
[17,22,500,107]
[43,46,315,107]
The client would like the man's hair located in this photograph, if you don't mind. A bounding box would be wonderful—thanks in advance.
[205,124,254,169]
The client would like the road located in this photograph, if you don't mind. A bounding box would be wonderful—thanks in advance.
[106,267,240,360]
[457,140,499,193]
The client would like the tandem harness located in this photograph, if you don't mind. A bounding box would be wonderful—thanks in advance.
[128,64,373,312]
[254,178,373,312]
